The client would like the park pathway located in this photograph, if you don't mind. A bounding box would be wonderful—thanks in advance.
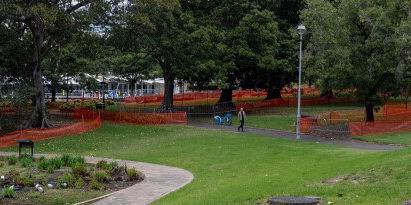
[0,152,194,205]
[189,122,406,151]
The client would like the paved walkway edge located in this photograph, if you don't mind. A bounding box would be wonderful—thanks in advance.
[0,152,194,205]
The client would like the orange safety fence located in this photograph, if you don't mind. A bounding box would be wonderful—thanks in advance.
[236,97,351,112]
[297,101,411,136]
[0,116,101,148]
[123,88,322,104]
[74,109,188,125]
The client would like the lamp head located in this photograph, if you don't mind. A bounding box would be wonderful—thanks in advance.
[297,24,306,35]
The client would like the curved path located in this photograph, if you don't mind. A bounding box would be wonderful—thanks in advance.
[0,152,194,205]
[189,122,406,151]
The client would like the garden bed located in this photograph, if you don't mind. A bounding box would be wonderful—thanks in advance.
[0,154,143,205]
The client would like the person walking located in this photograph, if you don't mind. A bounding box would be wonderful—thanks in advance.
[238,108,246,132]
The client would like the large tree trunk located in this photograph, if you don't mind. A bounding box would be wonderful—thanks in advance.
[159,60,175,111]
[27,63,50,128]
[51,86,56,102]
[365,103,375,122]
[265,86,282,100]
[218,88,233,103]
[320,89,334,98]
[26,16,50,128]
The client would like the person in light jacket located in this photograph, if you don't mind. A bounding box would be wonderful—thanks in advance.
[237,108,246,132]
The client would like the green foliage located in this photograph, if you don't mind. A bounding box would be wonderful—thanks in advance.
[302,0,411,120]
[94,170,109,182]
[38,159,49,170]
[62,173,76,188]
[39,156,46,162]
[75,178,84,189]
[126,168,139,181]
[2,186,15,198]
[16,174,35,187]
[20,157,34,168]
[50,157,63,169]
[61,154,74,167]
[0,162,4,168]
[7,167,19,179]
[72,163,88,178]
[96,160,108,169]
[7,156,16,165]
[90,179,102,190]
[73,156,85,166]
[53,196,64,205]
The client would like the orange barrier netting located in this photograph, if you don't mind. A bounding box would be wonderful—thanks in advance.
[0,116,101,148]
[74,109,188,125]
[298,101,411,136]
[236,97,350,112]
[123,88,322,104]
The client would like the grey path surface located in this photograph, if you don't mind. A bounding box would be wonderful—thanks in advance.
[189,122,406,151]
[0,152,194,205]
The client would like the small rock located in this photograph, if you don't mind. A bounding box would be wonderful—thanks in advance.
[328,202,334,205]
[61,183,67,188]
[37,187,44,193]
[35,184,41,189]
[47,184,53,189]
[1,175,5,181]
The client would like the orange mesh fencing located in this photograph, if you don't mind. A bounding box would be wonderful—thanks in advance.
[349,120,411,136]
[74,109,188,125]
[236,97,352,112]
[383,102,411,116]
[0,117,101,148]
[123,88,322,104]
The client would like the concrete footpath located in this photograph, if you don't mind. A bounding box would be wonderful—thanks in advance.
[189,122,406,151]
[0,152,194,205]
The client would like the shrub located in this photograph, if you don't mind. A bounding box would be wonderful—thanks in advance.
[127,168,139,181]
[90,179,102,190]
[7,156,16,165]
[61,154,74,167]
[57,178,67,189]
[47,166,55,174]
[63,173,76,187]
[105,161,119,173]
[96,160,107,169]
[72,163,88,178]
[20,157,34,168]
[0,162,4,168]
[75,178,84,189]
[2,186,14,198]
[94,170,109,182]
[39,156,46,162]
[38,159,49,170]
[49,157,63,170]
[16,174,35,187]
[8,167,19,179]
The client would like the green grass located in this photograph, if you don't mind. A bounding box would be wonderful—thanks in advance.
[232,115,296,131]
[2,123,411,204]
[233,104,361,131]
[354,131,411,145]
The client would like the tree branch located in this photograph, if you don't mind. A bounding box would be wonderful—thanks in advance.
[66,0,90,14]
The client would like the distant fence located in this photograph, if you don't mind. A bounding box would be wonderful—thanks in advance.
[74,109,188,125]
[300,102,411,136]
[123,88,321,104]
[0,116,101,148]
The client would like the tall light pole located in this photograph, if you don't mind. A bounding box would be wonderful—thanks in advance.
[296,24,306,140]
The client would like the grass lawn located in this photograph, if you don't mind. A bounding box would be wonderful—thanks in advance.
[354,131,411,145]
[2,123,411,204]
[232,104,362,131]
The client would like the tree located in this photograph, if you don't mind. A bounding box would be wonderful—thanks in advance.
[302,0,411,122]
[109,54,155,96]
[0,0,115,127]
[110,0,216,110]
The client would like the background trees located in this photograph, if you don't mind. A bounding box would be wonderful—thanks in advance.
[302,0,411,121]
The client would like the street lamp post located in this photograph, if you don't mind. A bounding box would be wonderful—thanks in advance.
[296,24,306,140]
